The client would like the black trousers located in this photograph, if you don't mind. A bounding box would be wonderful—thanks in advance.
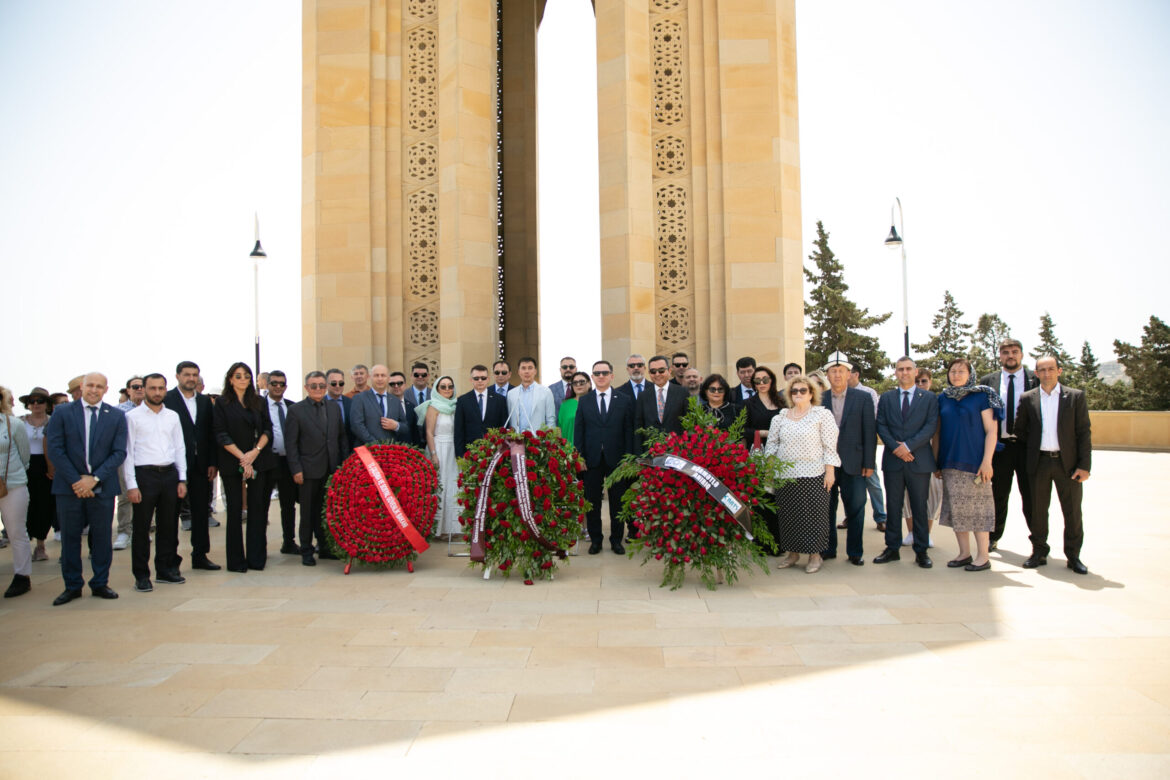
[1029,456,1084,560]
[25,454,55,541]
[268,455,299,545]
[584,453,625,545]
[297,475,331,553]
[179,468,213,560]
[990,440,1032,543]
[883,468,931,554]
[131,466,179,580]
[221,467,273,570]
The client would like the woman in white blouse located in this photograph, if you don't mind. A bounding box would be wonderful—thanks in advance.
[764,374,840,573]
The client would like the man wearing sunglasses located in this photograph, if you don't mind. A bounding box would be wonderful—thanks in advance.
[113,376,146,550]
[614,354,648,403]
[669,352,690,385]
[454,365,508,457]
[549,356,578,412]
[634,355,689,445]
[262,370,300,555]
[490,361,513,398]
[323,369,352,437]
[404,362,432,407]
[388,371,418,446]
[574,360,636,554]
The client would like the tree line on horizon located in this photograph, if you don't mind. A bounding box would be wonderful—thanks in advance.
[803,220,1169,411]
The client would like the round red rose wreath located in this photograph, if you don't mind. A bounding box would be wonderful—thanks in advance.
[456,428,588,584]
[325,443,439,570]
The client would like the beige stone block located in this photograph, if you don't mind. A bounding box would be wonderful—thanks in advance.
[262,643,403,668]
[718,39,772,66]
[232,718,418,755]
[526,647,663,669]
[317,5,368,32]
[317,29,371,57]
[158,664,317,691]
[194,689,364,719]
[471,630,597,648]
[351,691,513,721]
[347,628,476,647]
[300,666,452,692]
[507,692,661,722]
[392,646,531,668]
[593,667,740,694]
[319,101,372,127]
[662,644,803,667]
[445,667,595,695]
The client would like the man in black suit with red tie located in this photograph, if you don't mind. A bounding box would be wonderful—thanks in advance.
[262,370,300,555]
[1012,355,1092,574]
[634,355,689,442]
[163,361,221,571]
[979,338,1040,550]
[454,365,509,457]
[575,360,636,555]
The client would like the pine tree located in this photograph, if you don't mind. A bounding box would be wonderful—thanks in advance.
[970,313,1013,377]
[1114,315,1170,410]
[1030,312,1075,368]
[803,220,892,383]
[1080,341,1100,381]
[912,290,972,378]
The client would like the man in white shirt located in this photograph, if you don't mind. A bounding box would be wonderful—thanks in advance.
[1013,355,1092,575]
[122,374,187,592]
[263,370,300,556]
[505,356,557,433]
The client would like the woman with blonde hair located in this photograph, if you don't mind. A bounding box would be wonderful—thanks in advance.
[0,386,33,597]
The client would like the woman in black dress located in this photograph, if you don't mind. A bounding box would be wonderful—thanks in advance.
[212,362,275,572]
[699,374,740,432]
[744,367,783,553]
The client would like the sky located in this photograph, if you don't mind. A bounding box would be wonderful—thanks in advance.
[2,0,1167,410]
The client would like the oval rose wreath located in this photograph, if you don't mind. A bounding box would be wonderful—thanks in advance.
[456,428,588,584]
[607,400,784,590]
[324,443,439,571]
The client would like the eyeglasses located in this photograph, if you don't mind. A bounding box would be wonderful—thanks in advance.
[307,383,326,390]
[673,362,688,368]
[592,370,611,376]
[128,384,143,391]
[471,375,489,382]
[329,381,345,387]
[413,372,428,378]
[707,387,726,393]
[916,378,932,386]
[27,399,46,405]
[627,362,644,369]
[437,385,454,391]
[789,387,809,396]
[268,381,286,387]
[752,377,770,385]
[560,365,575,371]
[494,370,509,376]
[571,379,590,386]
[648,367,668,375]
[389,380,404,387]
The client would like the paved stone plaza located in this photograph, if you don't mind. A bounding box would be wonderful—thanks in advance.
[0,449,1167,777]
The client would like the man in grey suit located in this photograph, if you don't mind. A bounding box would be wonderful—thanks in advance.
[1013,355,1092,574]
[875,356,940,568]
[350,365,411,446]
[820,352,876,566]
[549,356,577,412]
[286,371,348,566]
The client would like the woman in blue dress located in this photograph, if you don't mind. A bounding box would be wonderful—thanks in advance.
[933,358,1003,572]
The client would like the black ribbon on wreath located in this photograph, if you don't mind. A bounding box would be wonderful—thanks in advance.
[636,454,754,540]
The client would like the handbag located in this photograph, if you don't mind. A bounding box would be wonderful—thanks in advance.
[0,415,11,499]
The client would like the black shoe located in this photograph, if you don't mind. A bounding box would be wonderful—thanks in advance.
[1067,558,1088,575]
[134,578,153,592]
[947,556,973,568]
[964,561,991,572]
[612,542,625,555]
[873,548,900,564]
[53,589,83,606]
[280,542,300,555]
[317,548,338,560]
[875,522,887,532]
[588,541,602,555]
[988,540,998,552]
[227,565,248,573]
[4,574,30,598]
[157,571,186,584]
[91,585,119,599]
[302,554,317,567]
[821,552,837,560]
[847,556,864,566]
[915,552,933,569]
[1022,554,1047,569]
[191,557,222,571]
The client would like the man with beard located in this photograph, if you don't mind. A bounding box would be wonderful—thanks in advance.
[163,361,220,571]
[614,354,648,404]
[683,368,702,397]
[549,356,578,412]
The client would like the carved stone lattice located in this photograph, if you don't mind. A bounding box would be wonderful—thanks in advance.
[655,183,688,294]
[406,28,438,134]
[654,134,687,176]
[408,307,439,350]
[406,0,436,19]
[652,20,684,127]
[407,141,438,182]
[651,0,683,11]
[658,303,691,346]
[407,190,438,298]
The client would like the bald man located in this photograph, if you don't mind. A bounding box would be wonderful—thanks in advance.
[350,364,411,445]
[46,373,128,605]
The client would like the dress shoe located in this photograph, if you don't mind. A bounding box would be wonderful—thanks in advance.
[318,548,339,560]
[612,542,625,555]
[875,522,887,532]
[947,556,973,568]
[915,552,933,569]
[91,585,119,599]
[4,574,31,598]
[280,541,300,555]
[777,554,800,569]
[157,571,186,585]
[191,557,222,571]
[873,548,900,564]
[847,556,864,566]
[588,541,602,555]
[836,521,847,529]
[1067,558,1088,575]
[964,561,991,572]
[805,555,823,574]
[134,578,153,592]
[53,589,83,606]
[821,552,837,560]
[1022,554,1048,569]
[227,565,248,573]
[988,540,998,552]
[302,554,317,567]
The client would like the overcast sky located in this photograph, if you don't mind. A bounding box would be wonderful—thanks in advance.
[2,0,1166,409]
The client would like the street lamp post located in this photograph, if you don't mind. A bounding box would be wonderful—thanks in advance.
[884,198,909,357]
[250,213,267,376]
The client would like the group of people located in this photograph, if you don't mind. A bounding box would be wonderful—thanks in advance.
[0,338,1092,605]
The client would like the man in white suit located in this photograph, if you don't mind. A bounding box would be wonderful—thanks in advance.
[505,357,557,433]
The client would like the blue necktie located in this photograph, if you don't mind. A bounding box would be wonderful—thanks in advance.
[901,390,910,421]
[377,393,386,417]
[599,392,608,419]
[88,405,98,471]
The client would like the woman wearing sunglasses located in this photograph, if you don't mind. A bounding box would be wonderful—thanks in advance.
[18,387,55,562]
[557,372,592,448]
[764,375,840,573]
[418,376,461,540]
[699,374,741,431]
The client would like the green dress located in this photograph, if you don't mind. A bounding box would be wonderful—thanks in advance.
[557,398,579,447]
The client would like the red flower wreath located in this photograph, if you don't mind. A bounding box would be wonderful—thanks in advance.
[325,444,439,569]
[456,428,588,583]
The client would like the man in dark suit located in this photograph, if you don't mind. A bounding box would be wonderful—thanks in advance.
[163,360,221,571]
[490,360,513,398]
[875,356,940,567]
[350,365,411,446]
[1013,355,1092,574]
[262,370,300,555]
[575,360,636,554]
[731,356,757,404]
[820,353,877,566]
[614,354,648,404]
[634,354,689,442]
[549,356,577,412]
[454,364,508,457]
[404,362,432,407]
[979,338,1039,550]
[324,368,353,447]
[46,373,128,605]
[286,371,349,566]
[389,371,418,446]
